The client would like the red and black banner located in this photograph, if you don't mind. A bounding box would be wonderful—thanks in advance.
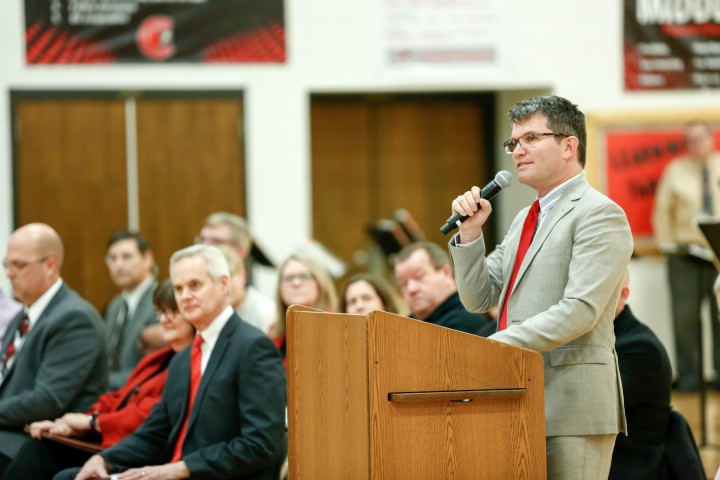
[624,0,720,90]
[606,128,720,236]
[24,0,286,64]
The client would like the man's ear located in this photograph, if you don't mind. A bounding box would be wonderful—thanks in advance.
[562,135,579,160]
[440,264,453,278]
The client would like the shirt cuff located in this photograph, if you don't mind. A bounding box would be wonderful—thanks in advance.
[453,232,484,247]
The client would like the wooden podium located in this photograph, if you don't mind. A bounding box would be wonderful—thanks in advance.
[286,306,546,479]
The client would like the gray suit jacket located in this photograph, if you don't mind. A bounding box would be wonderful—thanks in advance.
[0,283,108,458]
[450,176,633,437]
[104,280,157,389]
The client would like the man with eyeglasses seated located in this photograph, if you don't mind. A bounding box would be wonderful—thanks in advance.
[448,95,633,479]
[0,223,107,476]
[196,212,276,335]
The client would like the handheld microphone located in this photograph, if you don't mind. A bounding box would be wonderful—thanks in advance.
[440,170,513,235]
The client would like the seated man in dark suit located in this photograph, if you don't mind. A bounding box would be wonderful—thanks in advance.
[0,223,107,475]
[64,244,287,480]
[104,230,161,389]
[394,242,493,335]
[610,270,673,480]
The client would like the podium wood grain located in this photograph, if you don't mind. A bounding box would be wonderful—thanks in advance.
[287,306,546,479]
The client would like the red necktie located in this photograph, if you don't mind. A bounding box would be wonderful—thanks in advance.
[499,200,540,331]
[171,334,204,461]
[3,312,30,370]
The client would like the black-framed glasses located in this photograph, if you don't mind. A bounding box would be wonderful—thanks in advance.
[503,132,569,154]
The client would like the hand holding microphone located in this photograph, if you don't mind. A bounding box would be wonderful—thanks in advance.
[440,170,513,236]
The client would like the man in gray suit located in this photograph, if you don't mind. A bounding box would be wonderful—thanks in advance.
[449,96,633,479]
[0,223,107,475]
[104,230,160,389]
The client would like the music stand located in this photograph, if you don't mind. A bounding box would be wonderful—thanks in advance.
[695,218,720,447]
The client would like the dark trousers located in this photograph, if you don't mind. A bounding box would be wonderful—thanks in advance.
[668,255,720,387]
[2,438,92,480]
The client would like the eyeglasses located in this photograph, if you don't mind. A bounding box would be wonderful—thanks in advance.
[2,256,50,273]
[155,308,179,320]
[282,272,314,284]
[194,235,236,247]
[503,132,569,154]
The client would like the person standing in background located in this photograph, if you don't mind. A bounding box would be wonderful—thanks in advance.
[653,121,720,392]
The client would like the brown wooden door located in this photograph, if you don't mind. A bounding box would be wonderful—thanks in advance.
[12,94,246,311]
[136,97,245,280]
[14,98,128,311]
[311,95,491,276]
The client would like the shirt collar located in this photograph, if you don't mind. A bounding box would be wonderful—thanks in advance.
[122,275,154,317]
[27,278,64,328]
[535,172,583,227]
[198,304,234,353]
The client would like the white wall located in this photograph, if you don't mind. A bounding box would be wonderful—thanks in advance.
[2,0,720,376]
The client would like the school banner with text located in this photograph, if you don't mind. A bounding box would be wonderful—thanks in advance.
[624,0,720,90]
[606,128,720,236]
[24,0,286,64]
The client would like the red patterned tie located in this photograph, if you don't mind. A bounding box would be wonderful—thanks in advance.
[3,312,30,369]
[171,334,204,461]
[499,200,540,331]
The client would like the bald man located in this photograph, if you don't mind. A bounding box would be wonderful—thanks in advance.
[0,223,107,475]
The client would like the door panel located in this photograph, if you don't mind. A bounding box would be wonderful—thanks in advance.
[13,94,246,311]
[15,99,128,311]
[311,102,374,270]
[136,98,246,279]
[311,96,490,277]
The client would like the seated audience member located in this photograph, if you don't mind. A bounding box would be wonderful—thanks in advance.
[104,230,163,389]
[59,244,286,480]
[394,241,493,335]
[196,212,276,332]
[340,273,401,315]
[0,224,107,476]
[609,271,672,480]
[269,253,338,361]
[3,279,195,480]
[0,288,21,343]
[218,246,275,334]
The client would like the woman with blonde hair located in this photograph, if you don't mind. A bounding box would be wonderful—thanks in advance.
[269,252,338,363]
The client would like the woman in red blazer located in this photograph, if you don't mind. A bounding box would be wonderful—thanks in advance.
[3,279,195,479]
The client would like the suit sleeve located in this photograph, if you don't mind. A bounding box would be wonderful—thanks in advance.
[617,336,671,410]
[449,231,508,314]
[183,335,286,478]
[0,310,105,427]
[100,357,183,467]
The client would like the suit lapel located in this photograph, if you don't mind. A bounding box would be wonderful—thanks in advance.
[512,178,588,286]
[185,314,239,433]
[1,284,68,382]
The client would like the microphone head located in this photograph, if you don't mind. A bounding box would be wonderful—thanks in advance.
[494,170,513,189]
